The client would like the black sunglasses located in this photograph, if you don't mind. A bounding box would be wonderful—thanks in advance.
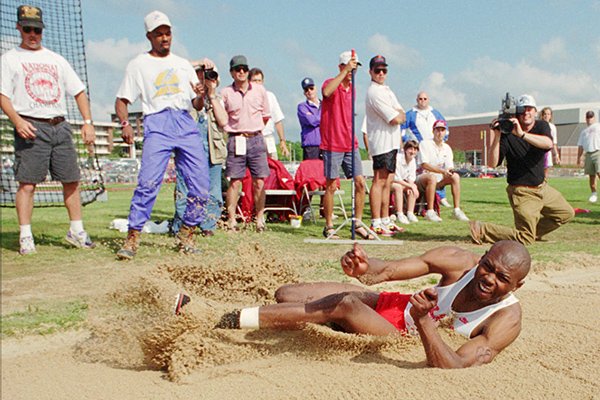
[22,26,43,34]
[303,86,315,92]
[233,65,248,73]
[374,68,388,74]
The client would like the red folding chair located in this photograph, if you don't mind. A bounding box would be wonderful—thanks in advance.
[294,159,347,223]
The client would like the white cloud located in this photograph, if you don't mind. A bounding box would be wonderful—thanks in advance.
[445,56,600,114]
[282,40,326,79]
[366,34,423,70]
[103,0,184,17]
[87,38,147,70]
[539,37,568,62]
[421,72,467,115]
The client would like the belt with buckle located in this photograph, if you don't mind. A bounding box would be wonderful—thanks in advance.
[232,131,261,138]
[20,115,66,126]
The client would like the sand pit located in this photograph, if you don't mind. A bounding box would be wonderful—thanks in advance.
[2,241,600,399]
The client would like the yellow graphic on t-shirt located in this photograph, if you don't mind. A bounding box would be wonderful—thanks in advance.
[153,69,181,98]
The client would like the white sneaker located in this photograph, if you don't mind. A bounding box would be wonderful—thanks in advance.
[425,210,442,222]
[407,213,419,223]
[452,208,470,222]
[589,193,598,203]
[397,213,410,225]
[19,236,36,255]
[65,230,96,249]
[440,198,451,208]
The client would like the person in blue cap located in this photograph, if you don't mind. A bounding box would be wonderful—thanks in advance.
[297,77,322,160]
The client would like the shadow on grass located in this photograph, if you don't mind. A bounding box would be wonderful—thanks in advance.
[570,211,600,225]
[467,199,509,206]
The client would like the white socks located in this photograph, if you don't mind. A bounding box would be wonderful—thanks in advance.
[239,306,260,329]
[70,220,84,234]
[20,224,32,239]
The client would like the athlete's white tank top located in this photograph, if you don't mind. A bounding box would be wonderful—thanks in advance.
[404,266,519,338]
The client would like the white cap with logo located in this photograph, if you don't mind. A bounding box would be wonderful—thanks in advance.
[144,10,171,33]
[517,94,537,109]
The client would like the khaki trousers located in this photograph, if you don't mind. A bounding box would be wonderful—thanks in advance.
[480,182,574,245]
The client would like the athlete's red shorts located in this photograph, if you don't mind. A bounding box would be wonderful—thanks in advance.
[375,292,411,331]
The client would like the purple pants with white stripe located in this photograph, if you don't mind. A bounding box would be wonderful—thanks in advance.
[128,108,209,231]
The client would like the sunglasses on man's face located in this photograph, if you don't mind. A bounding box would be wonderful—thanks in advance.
[233,65,248,73]
[374,68,387,75]
[22,26,43,34]
[304,86,315,93]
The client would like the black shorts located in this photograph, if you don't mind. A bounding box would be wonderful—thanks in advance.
[372,149,397,173]
[303,146,322,160]
[13,119,80,184]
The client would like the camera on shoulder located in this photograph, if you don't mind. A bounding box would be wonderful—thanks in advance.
[496,92,524,134]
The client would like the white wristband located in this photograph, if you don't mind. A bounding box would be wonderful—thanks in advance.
[239,306,260,329]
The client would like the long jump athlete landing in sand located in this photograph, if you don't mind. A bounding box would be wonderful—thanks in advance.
[176,240,530,369]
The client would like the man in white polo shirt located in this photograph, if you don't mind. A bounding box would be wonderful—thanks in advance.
[364,55,405,236]
[416,119,469,222]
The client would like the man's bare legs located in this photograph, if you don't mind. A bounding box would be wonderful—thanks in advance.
[257,286,396,335]
[275,282,371,303]
[253,177,266,230]
[16,182,36,225]
[226,178,242,230]
[63,181,82,221]
[323,178,337,229]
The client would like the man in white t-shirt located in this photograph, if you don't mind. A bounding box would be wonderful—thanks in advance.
[249,68,289,160]
[0,5,96,255]
[392,140,420,225]
[114,11,210,260]
[364,55,405,236]
[577,111,600,203]
[416,120,469,222]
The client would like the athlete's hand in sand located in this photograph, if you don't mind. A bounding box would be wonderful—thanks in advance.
[340,243,369,278]
[409,287,438,320]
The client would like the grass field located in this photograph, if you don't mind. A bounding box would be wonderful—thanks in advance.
[1,176,598,337]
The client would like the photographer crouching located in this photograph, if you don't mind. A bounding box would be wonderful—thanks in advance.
[469,94,574,245]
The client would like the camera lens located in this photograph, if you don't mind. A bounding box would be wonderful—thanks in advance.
[204,69,218,80]
[499,119,514,134]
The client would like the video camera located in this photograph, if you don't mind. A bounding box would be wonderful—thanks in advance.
[194,64,218,81]
[497,92,525,134]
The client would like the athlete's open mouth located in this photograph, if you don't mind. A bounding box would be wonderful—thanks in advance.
[478,281,492,294]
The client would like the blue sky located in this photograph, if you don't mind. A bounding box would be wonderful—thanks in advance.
[82,0,600,142]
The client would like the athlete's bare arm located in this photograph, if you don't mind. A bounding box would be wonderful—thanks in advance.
[341,243,479,286]
[410,287,522,368]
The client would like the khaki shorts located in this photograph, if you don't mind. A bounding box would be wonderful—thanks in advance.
[14,119,80,184]
[584,150,600,175]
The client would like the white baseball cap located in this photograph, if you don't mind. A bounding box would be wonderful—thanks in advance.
[144,10,171,33]
[517,94,537,109]
[339,50,361,66]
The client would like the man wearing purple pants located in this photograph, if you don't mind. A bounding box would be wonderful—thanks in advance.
[115,11,210,259]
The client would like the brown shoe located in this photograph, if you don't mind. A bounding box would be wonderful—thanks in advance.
[117,229,141,260]
[469,220,483,245]
[176,225,200,254]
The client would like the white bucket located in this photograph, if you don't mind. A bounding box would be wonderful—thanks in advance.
[290,215,302,228]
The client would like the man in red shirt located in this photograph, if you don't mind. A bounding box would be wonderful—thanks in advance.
[320,51,371,239]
